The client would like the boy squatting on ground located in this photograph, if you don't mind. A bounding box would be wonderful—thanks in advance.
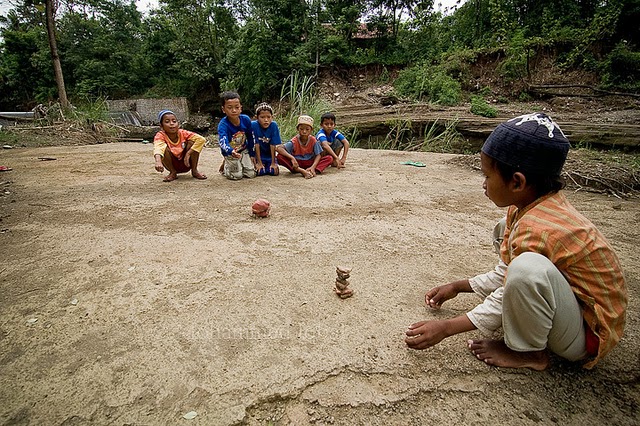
[317,112,350,168]
[405,113,627,370]
[276,115,333,179]
[252,102,282,176]
[218,91,256,180]
[153,110,207,182]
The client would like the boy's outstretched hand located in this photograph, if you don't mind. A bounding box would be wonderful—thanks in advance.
[425,279,471,309]
[405,320,448,349]
[405,315,477,350]
[183,150,192,168]
[154,156,164,173]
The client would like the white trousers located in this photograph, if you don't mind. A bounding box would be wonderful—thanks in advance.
[496,220,588,361]
[223,151,255,180]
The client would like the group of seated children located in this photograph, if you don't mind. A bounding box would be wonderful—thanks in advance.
[153,100,628,372]
[153,91,349,182]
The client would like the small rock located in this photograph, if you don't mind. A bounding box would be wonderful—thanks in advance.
[183,411,197,420]
[70,298,78,305]
[26,318,38,325]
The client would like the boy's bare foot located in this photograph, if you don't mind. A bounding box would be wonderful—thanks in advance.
[192,171,207,180]
[467,339,550,370]
[163,173,178,182]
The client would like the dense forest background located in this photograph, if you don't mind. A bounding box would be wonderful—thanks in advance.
[1,0,639,114]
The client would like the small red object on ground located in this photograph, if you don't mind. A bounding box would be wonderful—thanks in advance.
[252,199,271,217]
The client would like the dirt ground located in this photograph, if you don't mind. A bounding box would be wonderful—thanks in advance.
[0,143,638,425]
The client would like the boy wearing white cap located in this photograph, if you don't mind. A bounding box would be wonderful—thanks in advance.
[405,113,627,370]
[276,115,332,179]
[153,109,207,182]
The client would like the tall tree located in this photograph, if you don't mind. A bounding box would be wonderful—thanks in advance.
[44,0,69,108]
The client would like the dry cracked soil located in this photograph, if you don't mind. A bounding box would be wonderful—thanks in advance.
[0,143,638,425]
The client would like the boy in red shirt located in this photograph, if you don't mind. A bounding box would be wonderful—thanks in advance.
[276,115,332,179]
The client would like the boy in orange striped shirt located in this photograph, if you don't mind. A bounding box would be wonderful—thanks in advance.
[153,110,207,182]
[405,113,627,370]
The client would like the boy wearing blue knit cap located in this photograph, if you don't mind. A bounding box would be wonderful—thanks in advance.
[405,113,627,370]
[153,110,207,182]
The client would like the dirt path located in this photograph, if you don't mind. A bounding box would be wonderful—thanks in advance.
[0,143,638,425]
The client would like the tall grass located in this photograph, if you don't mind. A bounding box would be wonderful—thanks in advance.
[277,70,332,140]
[44,97,111,125]
[352,117,466,153]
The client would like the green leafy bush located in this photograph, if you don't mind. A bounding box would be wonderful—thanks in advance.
[394,63,461,105]
[600,43,640,92]
[470,95,497,118]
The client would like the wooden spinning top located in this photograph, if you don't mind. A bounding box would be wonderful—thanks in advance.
[334,266,353,299]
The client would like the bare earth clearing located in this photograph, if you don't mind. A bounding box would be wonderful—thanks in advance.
[0,143,638,425]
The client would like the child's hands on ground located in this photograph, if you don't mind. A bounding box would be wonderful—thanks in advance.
[306,167,316,177]
[155,159,164,173]
[405,320,448,349]
[183,150,192,168]
[255,161,264,174]
[425,281,464,309]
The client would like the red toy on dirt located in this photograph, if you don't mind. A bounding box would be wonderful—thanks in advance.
[252,199,271,217]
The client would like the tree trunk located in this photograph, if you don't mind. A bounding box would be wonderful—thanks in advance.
[45,0,70,110]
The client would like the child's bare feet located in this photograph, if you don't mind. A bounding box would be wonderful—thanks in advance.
[163,173,178,182]
[302,169,313,179]
[192,170,207,180]
[467,339,550,370]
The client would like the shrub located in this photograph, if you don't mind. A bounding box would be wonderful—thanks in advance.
[600,42,640,92]
[470,95,497,117]
[394,63,461,105]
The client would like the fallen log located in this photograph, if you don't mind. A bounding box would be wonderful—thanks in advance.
[335,104,640,149]
[528,84,640,99]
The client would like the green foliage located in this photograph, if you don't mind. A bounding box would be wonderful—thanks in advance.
[600,42,640,92]
[469,95,497,118]
[496,30,527,81]
[0,0,639,113]
[351,117,466,154]
[382,117,414,150]
[277,70,332,141]
[421,119,467,153]
[438,49,476,82]
[58,2,152,99]
[393,63,461,105]
[0,8,53,109]
[280,70,317,116]
[560,1,623,69]
[0,129,19,146]
[68,97,110,123]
